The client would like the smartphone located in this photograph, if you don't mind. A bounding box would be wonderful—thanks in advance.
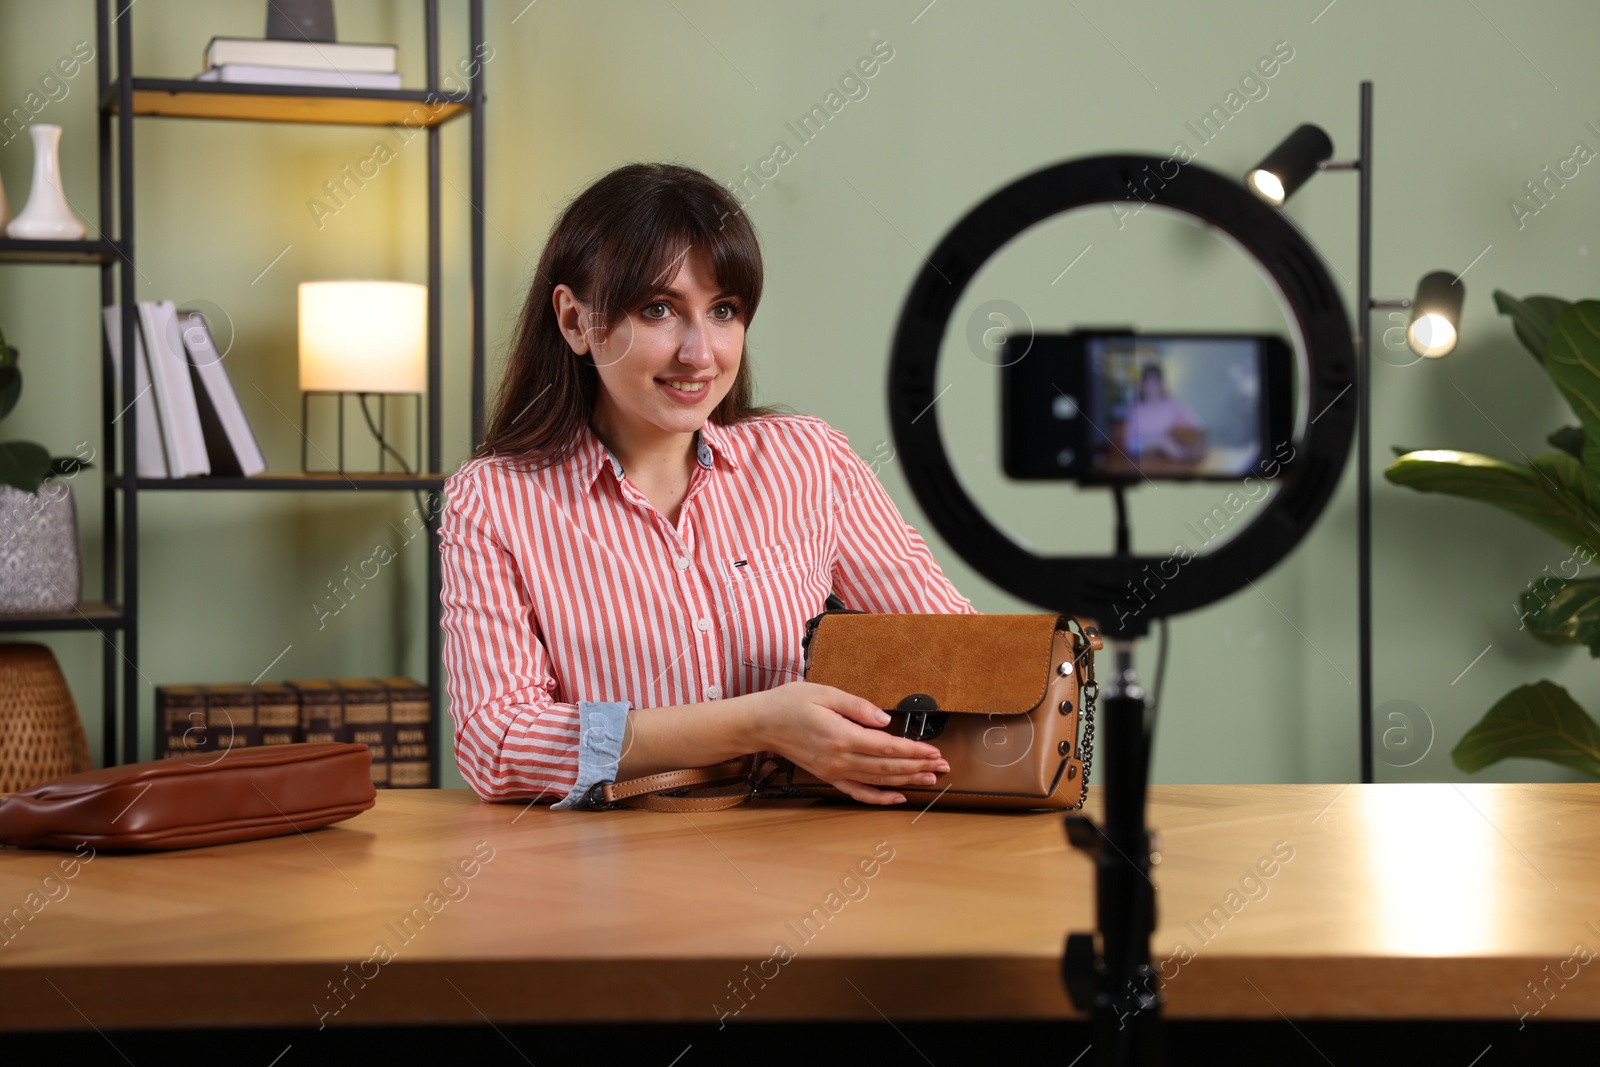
[1000,331,1294,483]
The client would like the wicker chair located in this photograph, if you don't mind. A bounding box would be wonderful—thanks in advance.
[0,643,91,793]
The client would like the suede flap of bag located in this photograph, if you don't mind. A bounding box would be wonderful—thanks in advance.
[0,742,377,852]
[804,613,1068,714]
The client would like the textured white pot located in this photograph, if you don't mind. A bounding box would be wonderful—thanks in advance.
[0,482,82,613]
[7,124,87,241]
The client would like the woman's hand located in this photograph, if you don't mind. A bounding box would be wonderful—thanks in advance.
[751,681,949,805]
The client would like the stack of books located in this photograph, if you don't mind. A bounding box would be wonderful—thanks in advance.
[103,303,267,478]
[195,36,400,90]
[157,676,432,788]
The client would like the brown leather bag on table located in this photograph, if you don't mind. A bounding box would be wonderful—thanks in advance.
[593,611,1100,812]
[0,742,376,851]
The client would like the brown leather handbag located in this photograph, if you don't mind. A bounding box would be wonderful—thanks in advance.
[595,612,1100,812]
[0,742,376,851]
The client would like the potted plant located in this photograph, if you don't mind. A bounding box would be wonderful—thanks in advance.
[1386,294,1600,779]
[0,324,91,613]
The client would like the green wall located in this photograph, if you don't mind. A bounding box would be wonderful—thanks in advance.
[3,0,1598,789]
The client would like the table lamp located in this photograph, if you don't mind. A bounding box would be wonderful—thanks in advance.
[298,280,426,475]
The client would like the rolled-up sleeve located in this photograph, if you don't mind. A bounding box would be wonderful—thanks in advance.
[439,464,631,806]
[550,700,632,810]
[821,426,980,615]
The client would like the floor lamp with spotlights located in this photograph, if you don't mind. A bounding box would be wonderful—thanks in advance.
[1246,82,1467,784]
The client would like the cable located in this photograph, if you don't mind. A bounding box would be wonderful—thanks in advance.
[357,393,417,474]
[1142,617,1169,771]
[357,392,435,532]
[1149,616,1169,717]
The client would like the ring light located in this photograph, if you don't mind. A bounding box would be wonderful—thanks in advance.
[887,154,1356,635]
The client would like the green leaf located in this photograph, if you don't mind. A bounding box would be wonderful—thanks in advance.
[1452,681,1600,778]
[0,440,52,494]
[0,363,18,421]
[48,456,91,478]
[1495,290,1572,363]
[1384,449,1600,557]
[1543,300,1600,472]
[1520,576,1600,654]
[1548,426,1585,458]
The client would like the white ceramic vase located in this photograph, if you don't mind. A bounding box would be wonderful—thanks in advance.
[7,124,86,241]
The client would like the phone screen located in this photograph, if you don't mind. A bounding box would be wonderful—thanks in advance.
[1001,331,1293,483]
[1086,335,1264,479]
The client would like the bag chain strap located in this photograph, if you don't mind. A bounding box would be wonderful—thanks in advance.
[1077,677,1097,810]
[1065,616,1099,811]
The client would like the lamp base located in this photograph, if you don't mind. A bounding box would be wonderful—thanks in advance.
[301,391,423,475]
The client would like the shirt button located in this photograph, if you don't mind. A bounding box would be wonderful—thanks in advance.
[696,617,711,632]
[676,556,691,571]
[704,685,722,700]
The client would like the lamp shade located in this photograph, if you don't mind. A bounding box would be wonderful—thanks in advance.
[298,280,427,394]
[1246,124,1334,206]
[1406,270,1465,358]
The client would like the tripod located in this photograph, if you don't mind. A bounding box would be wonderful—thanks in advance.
[1062,484,1166,1065]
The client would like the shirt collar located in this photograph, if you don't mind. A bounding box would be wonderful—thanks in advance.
[697,418,743,473]
[578,418,742,494]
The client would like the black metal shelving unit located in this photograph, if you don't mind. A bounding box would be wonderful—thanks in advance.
[1,1,486,788]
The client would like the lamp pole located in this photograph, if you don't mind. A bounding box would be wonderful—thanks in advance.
[1324,81,1390,784]
[1350,81,1421,784]
[1357,80,1375,785]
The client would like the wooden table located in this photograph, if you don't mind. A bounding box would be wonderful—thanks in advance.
[2,783,1598,1032]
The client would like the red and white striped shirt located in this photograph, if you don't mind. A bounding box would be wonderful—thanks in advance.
[439,413,979,803]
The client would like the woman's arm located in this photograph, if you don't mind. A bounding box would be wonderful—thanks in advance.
[616,682,948,804]
[1163,399,1206,461]
[439,466,596,804]
[822,424,980,615]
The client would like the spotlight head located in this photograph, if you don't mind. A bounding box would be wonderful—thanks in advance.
[1246,124,1334,205]
[1406,271,1465,358]
[1248,169,1286,204]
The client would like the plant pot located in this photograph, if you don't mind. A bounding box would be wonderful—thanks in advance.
[0,481,82,613]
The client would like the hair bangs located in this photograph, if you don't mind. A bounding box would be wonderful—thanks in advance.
[586,185,762,329]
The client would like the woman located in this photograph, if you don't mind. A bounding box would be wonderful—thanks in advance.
[439,163,976,810]
[1122,363,1205,464]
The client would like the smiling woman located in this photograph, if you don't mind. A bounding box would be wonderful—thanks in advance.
[439,163,978,811]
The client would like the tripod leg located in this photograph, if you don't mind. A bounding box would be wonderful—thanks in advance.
[1065,648,1166,1066]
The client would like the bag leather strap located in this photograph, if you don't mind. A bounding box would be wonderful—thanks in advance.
[594,759,759,812]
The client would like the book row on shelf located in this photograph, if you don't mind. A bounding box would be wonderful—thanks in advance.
[157,676,430,788]
[103,303,266,479]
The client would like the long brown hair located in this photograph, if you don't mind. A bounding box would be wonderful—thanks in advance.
[476,162,791,470]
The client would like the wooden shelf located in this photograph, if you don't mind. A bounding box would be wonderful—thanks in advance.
[0,238,119,265]
[112,472,448,492]
[107,79,470,127]
[0,600,124,633]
